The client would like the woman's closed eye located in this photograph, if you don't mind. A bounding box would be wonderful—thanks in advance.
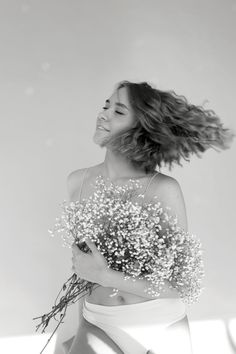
[102,107,124,115]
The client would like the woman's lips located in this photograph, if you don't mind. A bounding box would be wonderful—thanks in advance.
[97,125,110,131]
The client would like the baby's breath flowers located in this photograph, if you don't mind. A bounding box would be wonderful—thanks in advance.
[33,175,205,353]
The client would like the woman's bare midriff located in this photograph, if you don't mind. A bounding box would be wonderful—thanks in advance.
[85,279,180,306]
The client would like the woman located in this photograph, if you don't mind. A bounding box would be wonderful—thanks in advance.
[63,81,234,354]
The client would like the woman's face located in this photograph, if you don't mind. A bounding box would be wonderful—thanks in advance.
[93,86,136,146]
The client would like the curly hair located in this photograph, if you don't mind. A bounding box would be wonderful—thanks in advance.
[103,80,235,173]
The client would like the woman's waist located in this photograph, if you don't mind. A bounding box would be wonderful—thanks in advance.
[82,294,186,327]
[85,279,180,307]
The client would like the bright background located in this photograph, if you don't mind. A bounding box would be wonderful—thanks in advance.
[0,1,235,353]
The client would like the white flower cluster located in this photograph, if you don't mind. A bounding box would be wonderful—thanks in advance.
[49,175,205,304]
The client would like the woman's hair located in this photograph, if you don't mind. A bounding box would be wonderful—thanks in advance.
[104,80,235,173]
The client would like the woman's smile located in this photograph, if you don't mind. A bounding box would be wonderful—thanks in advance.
[96,125,110,132]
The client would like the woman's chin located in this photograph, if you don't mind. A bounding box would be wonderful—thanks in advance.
[93,132,109,147]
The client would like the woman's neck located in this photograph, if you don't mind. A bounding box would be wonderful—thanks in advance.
[101,149,148,181]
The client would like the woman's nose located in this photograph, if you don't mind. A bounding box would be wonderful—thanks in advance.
[99,112,109,121]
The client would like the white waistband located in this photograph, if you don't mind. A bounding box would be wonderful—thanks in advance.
[83,297,187,327]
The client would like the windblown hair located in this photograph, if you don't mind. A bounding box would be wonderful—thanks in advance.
[104,80,235,173]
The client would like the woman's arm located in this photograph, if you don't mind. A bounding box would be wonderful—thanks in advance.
[62,170,87,353]
[101,177,188,298]
[67,169,86,321]
[101,268,160,299]
[156,176,188,232]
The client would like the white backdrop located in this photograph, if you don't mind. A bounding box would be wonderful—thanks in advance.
[0,1,235,353]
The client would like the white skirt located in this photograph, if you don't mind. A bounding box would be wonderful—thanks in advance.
[83,297,193,354]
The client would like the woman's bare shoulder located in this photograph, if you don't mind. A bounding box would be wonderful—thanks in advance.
[67,169,85,198]
[153,172,181,193]
[67,163,102,200]
[152,172,188,231]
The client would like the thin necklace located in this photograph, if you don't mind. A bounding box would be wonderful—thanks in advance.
[99,166,154,186]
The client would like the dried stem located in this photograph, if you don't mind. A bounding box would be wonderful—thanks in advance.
[32,273,101,353]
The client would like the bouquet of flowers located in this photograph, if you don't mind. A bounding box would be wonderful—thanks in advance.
[33,175,205,353]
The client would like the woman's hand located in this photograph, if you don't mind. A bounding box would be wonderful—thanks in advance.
[71,238,109,285]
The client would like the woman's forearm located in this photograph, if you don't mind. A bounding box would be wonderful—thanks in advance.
[100,268,158,300]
